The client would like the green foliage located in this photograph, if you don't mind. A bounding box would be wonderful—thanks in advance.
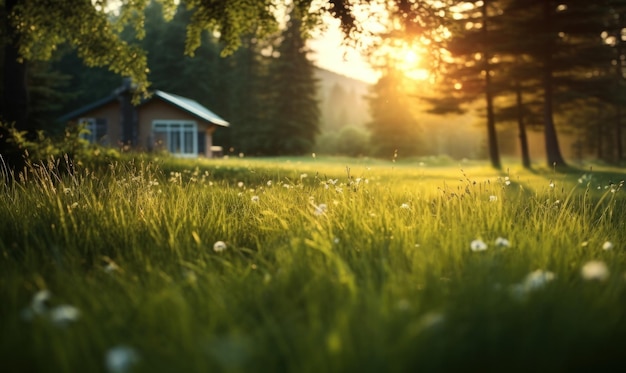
[0,122,120,167]
[1,157,626,371]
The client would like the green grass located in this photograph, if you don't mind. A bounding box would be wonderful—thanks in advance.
[1,155,626,372]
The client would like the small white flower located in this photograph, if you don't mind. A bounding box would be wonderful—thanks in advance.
[22,289,52,320]
[312,153,316,159]
[523,269,555,290]
[581,241,589,247]
[549,181,555,188]
[400,203,410,210]
[470,239,488,252]
[581,260,609,281]
[602,241,614,250]
[300,173,308,179]
[495,237,510,248]
[213,241,227,253]
[333,237,340,244]
[238,152,244,158]
[505,180,511,186]
[50,305,80,325]
[251,195,259,202]
[489,195,497,202]
[266,180,272,187]
[314,203,327,216]
[105,345,140,373]
[71,202,79,209]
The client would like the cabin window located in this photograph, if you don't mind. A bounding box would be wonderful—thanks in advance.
[79,118,108,144]
[152,121,198,157]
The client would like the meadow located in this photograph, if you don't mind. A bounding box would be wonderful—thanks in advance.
[1,155,625,372]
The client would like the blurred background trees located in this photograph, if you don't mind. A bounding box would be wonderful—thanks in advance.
[1,0,626,167]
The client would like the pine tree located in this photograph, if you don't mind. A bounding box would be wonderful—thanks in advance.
[368,66,425,158]
[268,7,320,155]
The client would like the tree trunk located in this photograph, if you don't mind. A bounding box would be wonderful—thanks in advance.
[482,0,501,169]
[515,79,531,168]
[0,0,30,172]
[542,0,566,167]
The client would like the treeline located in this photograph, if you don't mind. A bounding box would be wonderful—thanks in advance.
[417,0,626,167]
[43,1,319,156]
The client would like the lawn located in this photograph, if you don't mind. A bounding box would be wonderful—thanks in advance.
[1,155,625,372]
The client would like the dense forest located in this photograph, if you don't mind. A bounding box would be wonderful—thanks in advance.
[1,0,625,166]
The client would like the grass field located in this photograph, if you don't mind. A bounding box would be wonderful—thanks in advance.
[1,155,625,372]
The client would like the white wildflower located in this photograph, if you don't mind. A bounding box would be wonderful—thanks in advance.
[314,203,328,216]
[266,180,272,187]
[237,181,244,188]
[213,241,227,253]
[581,260,609,281]
[470,239,488,252]
[523,270,555,290]
[549,181,555,188]
[602,241,614,250]
[251,195,259,203]
[489,195,497,202]
[50,305,80,326]
[400,203,410,210]
[31,289,51,315]
[105,345,140,373]
[510,269,556,299]
[495,237,510,248]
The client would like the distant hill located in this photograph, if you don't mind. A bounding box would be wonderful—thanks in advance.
[314,67,372,131]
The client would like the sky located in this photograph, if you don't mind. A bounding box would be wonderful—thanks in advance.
[307,17,380,84]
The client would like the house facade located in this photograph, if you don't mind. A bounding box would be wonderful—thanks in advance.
[59,84,229,158]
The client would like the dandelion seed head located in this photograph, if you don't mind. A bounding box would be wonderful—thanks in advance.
[470,239,488,252]
[581,260,609,281]
[213,241,227,253]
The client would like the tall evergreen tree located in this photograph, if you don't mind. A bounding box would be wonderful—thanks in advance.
[368,66,425,158]
[268,7,320,155]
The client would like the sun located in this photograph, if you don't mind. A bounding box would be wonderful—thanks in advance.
[395,46,430,81]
